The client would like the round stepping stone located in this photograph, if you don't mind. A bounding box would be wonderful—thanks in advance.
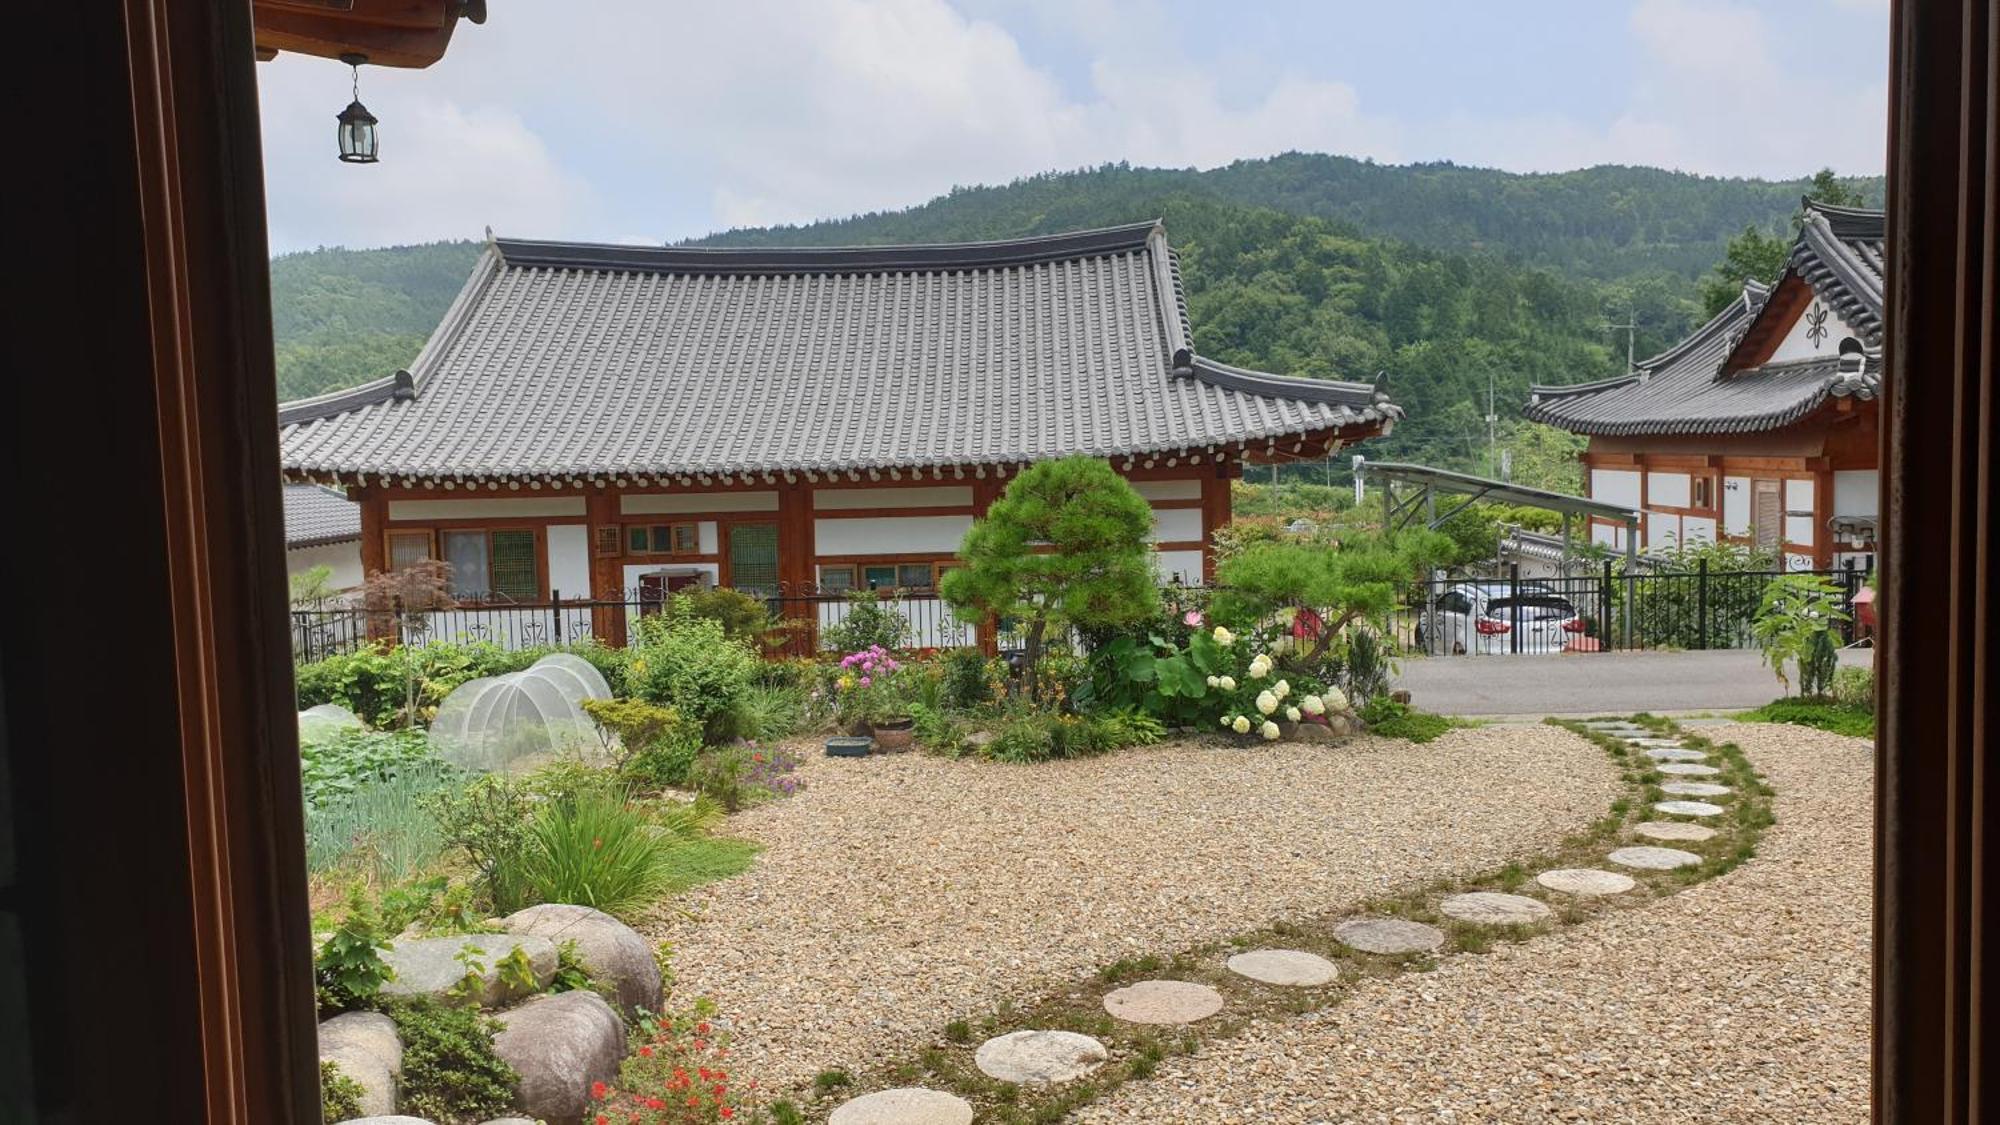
[1627,737,1688,748]
[1225,949,1339,987]
[1662,781,1732,797]
[1608,845,1703,870]
[1653,799,1725,817]
[1646,748,1708,762]
[1439,891,1551,926]
[1657,762,1721,776]
[1102,980,1224,1024]
[1333,917,1446,954]
[828,1088,974,1125]
[1634,820,1718,842]
[1536,868,1636,896]
[973,1030,1107,1084]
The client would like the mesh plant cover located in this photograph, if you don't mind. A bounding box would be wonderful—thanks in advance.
[298,702,366,744]
[428,654,613,773]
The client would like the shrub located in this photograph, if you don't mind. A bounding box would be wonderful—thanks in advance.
[1622,539,1779,649]
[821,590,909,653]
[1751,573,1851,696]
[1831,665,1875,711]
[390,1000,519,1124]
[689,741,802,810]
[319,1059,365,1123]
[1337,626,1393,704]
[911,702,969,757]
[584,697,707,788]
[422,774,537,912]
[981,709,1162,763]
[315,884,394,1013]
[666,586,780,646]
[294,641,543,728]
[511,791,718,919]
[1737,696,1876,738]
[939,646,997,710]
[734,681,807,742]
[300,727,438,808]
[630,615,759,742]
[595,1002,755,1123]
[1358,697,1455,743]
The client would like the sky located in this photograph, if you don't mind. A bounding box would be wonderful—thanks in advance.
[256,0,1890,254]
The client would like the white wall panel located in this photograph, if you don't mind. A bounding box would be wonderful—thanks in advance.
[546,525,590,600]
[1646,510,1679,548]
[1834,470,1879,517]
[622,562,718,590]
[1152,549,1205,585]
[1770,299,1861,362]
[622,491,778,514]
[1680,515,1717,544]
[1591,469,1642,508]
[1132,479,1203,501]
[287,542,363,590]
[1786,515,1817,546]
[815,486,973,510]
[1785,478,1815,513]
[1150,507,1205,543]
[389,496,585,520]
[1647,471,1692,509]
[814,515,974,556]
[1591,522,1625,549]
[1722,477,1752,534]
[697,521,719,555]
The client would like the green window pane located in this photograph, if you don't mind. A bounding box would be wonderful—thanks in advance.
[489,530,539,602]
[628,526,648,552]
[728,523,780,595]
[818,566,856,591]
[651,525,673,553]
[863,565,897,589]
[898,563,933,589]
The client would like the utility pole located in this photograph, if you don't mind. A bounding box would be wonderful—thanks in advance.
[1485,369,1498,478]
[1604,307,1638,374]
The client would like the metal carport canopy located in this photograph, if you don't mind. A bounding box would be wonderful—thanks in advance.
[1355,459,1640,527]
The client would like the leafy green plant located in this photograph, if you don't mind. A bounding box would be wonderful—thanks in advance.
[495,944,540,997]
[821,590,909,653]
[630,615,760,742]
[981,709,1164,763]
[688,745,754,812]
[939,646,998,710]
[911,702,969,757]
[664,585,782,646]
[299,727,438,807]
[734,681,807,742]
[315,884,395,1013]
[305,759,463,884]
[940,456,1160,699]
[319,1059,365,1123]
[1831,664,1874,711]
[551,940,594,994]
[422,774,536,912]
[1621,539,1778,650]
[447,942,489,1004]
[1736,696,1876,738]
[1338,626,1392,704]
[511,791,719,919]
[1751,573,1851,696]
[1211,531,1451,660]
[390,1000,519,1123]
[1357,696,1456,743]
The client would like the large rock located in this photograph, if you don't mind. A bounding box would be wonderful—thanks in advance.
[341,1118,434,1125]
[502,903,662,1016]
[379,934,556,1008]
[319,1011,402,1119]
[491,991,626,1125]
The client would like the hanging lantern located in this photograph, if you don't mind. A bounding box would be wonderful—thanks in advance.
[336,54,379,164]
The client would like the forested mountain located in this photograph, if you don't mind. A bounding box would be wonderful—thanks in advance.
[268,154,1882,473]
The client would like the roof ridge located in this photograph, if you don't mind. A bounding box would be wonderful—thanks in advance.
[494,220,1165,276]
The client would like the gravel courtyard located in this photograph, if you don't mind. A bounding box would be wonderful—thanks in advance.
[644,727,1621,1089]
[1075,722,1874,1124]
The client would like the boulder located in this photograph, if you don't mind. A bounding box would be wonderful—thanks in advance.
[318,1011,402,1119]
[492,991,626,1125]
[1294,721,1340,744]
[963,730,997,751]
[379,934,556,1008]
[1389,689,1412,705]
[502,903,662,1016]
[477,1120,539,1125]
[341,1118,434,1125]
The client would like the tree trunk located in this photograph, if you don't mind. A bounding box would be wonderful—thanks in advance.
[1024,615,1047,701]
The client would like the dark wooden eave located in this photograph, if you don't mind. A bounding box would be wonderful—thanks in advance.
[252,0,483,68]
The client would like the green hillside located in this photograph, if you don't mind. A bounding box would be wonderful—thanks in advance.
[267,154,1882,474]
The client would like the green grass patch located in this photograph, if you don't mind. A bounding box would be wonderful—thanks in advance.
[1735,697,1875,738]
[1357,697,1460,743]
[661,836,761,893]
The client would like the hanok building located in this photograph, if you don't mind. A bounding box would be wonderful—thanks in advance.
[281,483,363,592]
[278,222,1399,645]
[1525,201,1883,572]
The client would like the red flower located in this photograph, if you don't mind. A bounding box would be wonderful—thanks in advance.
[696,1021,712,1035]
[594,1116,608,1125]
[686,1094,702,1108]
[638,1045,654,1058]
[693,1039,708,1051]
[720,1109,735,1120]
[593,836,604,850]
[591,1081,609,1100]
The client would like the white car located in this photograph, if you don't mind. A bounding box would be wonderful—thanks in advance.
[1415,583,1592,655]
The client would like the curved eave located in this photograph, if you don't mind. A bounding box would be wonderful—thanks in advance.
[1523,372,1879,437]
[1183,356,1396,414]
[287,531,362,551]
[514,220,1164,275]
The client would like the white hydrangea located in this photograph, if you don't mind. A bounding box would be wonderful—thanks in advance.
[1231,715,1252,734]
[1274,679,1291,699]
[1217,675,1237,691]
[1205,674,1220,687]
[1260,720,1281,740]
[1286,705,1302,722]
[1268,635,1295,656]
[1300,694,1326,716]
[1213,626,1235,646]
[1321,687,1350,713]
[1256,690,1279,715]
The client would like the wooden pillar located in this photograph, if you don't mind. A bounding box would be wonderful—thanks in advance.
[972,473,1002,656]
[586,487,624,646]
[776,480,816,656]
[1810,463,1835,570]
[356,487,387,577]
[1200,462,1233,584]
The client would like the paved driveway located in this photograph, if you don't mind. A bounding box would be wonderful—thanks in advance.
[1392,647,1873,717]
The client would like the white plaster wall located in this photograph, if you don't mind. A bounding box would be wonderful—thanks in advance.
[1834,470,1879,517]
[1785,478,1817,546]
[388,496,585,520]
[1152,549,1204,585]
[622,562,719,591]
[1646,511,1679,548]
[1784,552,1817,572]
[1150,508,1205,543]
[1769,298,1860,362]
[816,598,978,650]
[546,525,590,600]
[698,522,719,554]
[1591,522,1626,550]
[1591,469,1642,508]
[814,515,974,556]
[1722,476,1752,535]
[1680,515,1717,544]
[1132,479,1202,501]
[288,542,363,590]
[1647,471,1692,509]
[622,491,779,515]
[814,486,972,510]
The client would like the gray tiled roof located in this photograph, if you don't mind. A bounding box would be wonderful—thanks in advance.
[282,483,360,549]
[1526,203,1884,437]
[278,222,1396,484]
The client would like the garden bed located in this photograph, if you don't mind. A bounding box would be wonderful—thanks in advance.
[642,724,1622,1090]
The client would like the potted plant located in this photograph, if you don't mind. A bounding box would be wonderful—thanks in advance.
[835,645,914,752]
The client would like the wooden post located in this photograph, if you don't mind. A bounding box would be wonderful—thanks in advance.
[356,487,386,577]
[972,472,1002,656]
[776,480,816,656]
[1200,463,1232,585]
[586,487,623,646]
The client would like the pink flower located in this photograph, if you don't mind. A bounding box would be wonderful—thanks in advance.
[1184,610,1204,627]
[859,676,872,686]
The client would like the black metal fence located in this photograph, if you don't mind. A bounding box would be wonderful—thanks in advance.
[1391,560,1873,656]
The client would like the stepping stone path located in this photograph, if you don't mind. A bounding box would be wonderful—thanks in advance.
[1646,748,1709,762]
[1634,820,1718,842]
[1439,892,1551,926]
[973,1030,1108,1085]
[1657,762,1721,776]
[1608,845,1703,870]
[1103,980,1225,1024]
[1225,949,1339,987]
[1662,781,1732,797]
[1536,868,1637,896]
[1333,917,1446,954]
[828,1088,975,1125]
[1627,737,1690,748]
[1654,799,1725,817]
